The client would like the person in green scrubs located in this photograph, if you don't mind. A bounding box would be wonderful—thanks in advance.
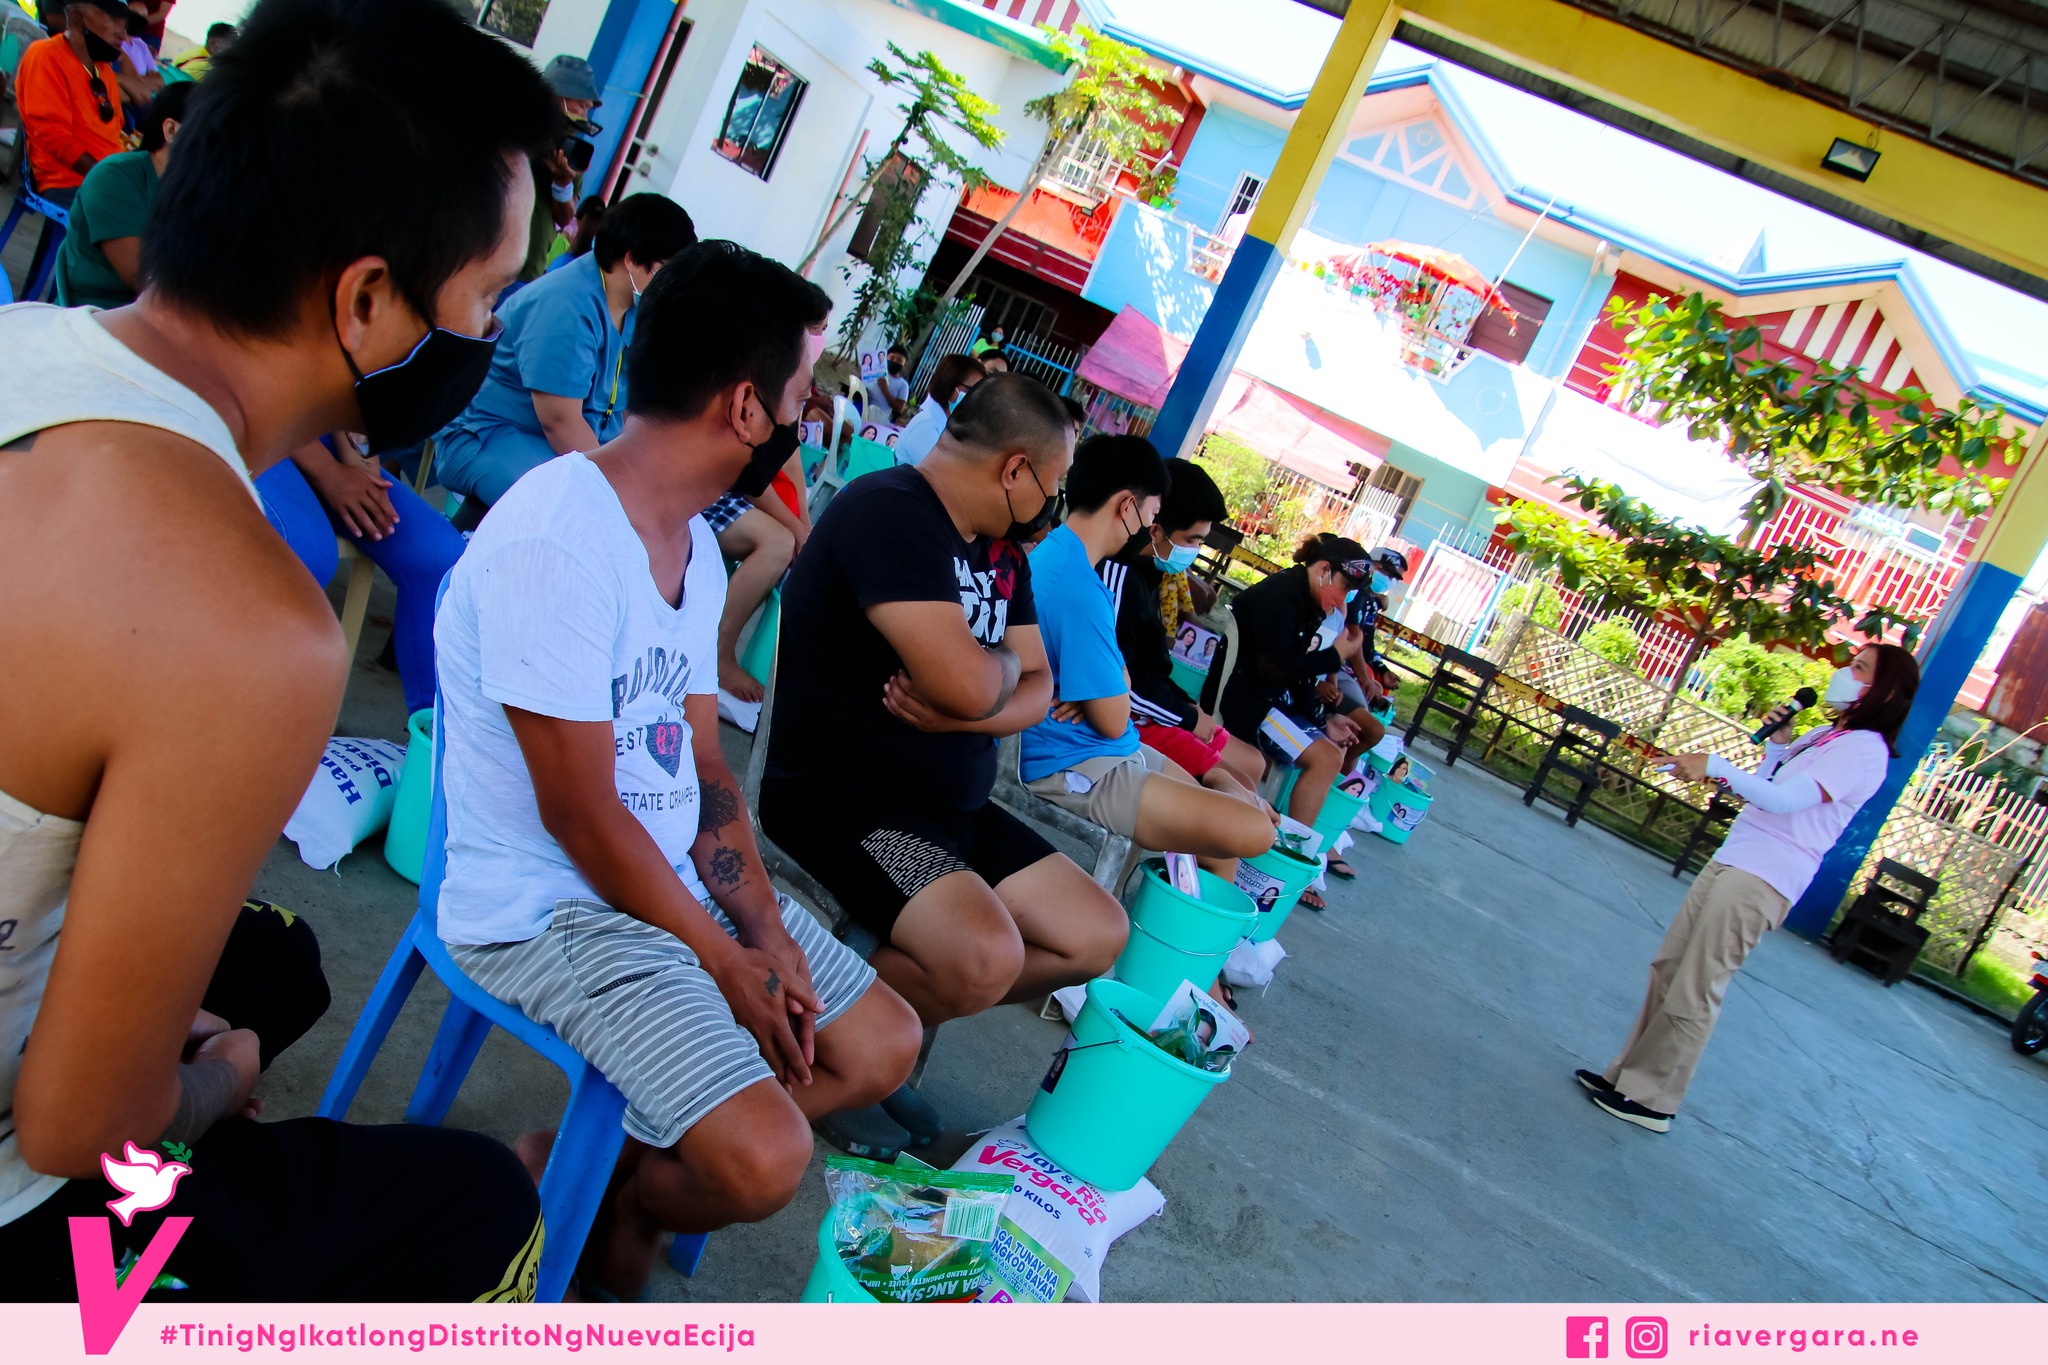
[53,80,190,308]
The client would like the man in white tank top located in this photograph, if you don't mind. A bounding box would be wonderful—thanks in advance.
[0,0,561,1305]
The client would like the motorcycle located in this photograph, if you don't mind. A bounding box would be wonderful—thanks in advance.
[2011,952,2048,1054]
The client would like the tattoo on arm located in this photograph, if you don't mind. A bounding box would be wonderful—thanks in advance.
[707,844,746,888]
[159,1058,240,1147]
[698,780,741,836]
[764,970,781,999]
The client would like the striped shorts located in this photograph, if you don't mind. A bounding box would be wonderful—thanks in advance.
[447,894,875,1148]
[701,493,751,534]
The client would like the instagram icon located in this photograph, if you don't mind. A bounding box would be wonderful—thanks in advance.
[1565,1316,1608,1358]
[1625,1316,1669,1359]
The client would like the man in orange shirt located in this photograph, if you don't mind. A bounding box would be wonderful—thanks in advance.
[17,0,131,205]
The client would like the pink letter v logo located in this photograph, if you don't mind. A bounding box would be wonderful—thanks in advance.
[70,1216,191,1356]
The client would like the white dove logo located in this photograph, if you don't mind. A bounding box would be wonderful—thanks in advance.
[100,1142,191,1227]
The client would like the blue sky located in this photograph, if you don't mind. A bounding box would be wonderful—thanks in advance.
[1093,1,2048,405]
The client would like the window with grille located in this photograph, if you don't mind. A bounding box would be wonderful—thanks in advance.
[848,154,926,265]
[477,0,549,47]
[1218,171,1264,231]
[713,46,806,181]
[1366,462,1423,521]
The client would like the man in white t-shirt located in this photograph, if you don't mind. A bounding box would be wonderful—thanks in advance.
[435,241,921,1300]
[863,344,910,423]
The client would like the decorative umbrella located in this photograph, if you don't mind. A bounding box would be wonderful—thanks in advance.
[1317,239,1516,381]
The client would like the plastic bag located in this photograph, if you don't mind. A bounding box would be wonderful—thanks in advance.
[1141,980,1249,1073]
[282,738,405,870]
[949,1118,1164,1303]
[1223,937,1287,988]
[822,1155,1011,1303]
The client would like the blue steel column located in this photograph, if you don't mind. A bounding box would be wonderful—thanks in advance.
[1786,419,2048,938]
[581,0,679,195]
[1146,0,1398,460]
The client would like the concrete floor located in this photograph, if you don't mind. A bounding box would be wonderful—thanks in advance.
[239,569,2048,1304]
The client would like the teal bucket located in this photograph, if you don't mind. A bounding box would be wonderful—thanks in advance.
[382,708,434,886]
[1115,861,1257,1001]
[1369,779,1434,845]
[1025,977,1232,1192]
[799,1207,879,1303]
[738,586,780,686]
[1237,844,1321,943]
[1310,782,1368,846]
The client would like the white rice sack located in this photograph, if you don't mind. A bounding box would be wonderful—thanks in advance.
[951,1117,1164,1303]
[1223,937,1287,988]
[283,738,405,870]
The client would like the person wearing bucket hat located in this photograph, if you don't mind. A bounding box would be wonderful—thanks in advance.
[522,53,603,284]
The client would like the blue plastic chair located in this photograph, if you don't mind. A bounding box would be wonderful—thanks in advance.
[317,679,708,1300]
[0,162,71,304]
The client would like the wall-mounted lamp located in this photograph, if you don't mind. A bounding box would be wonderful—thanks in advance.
[1821,137,1881,182]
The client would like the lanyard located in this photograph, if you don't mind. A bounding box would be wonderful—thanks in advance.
[1767,725,1849,778]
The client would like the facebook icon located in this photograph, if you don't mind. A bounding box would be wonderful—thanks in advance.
[1566,1316,1609,1358]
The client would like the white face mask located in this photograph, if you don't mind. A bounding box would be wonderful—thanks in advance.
[1825,666,1866,709]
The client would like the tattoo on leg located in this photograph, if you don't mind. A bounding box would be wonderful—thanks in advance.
[708,845,746,888]
[764,970,781,999]
[698,781,740,835]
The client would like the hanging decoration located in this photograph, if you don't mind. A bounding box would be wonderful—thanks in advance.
[1313,240,1516,381]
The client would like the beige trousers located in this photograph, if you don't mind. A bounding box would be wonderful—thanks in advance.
[1604,860,1790,1114]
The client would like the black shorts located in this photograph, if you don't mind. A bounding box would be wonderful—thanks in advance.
[759,779,1056,940]
[0,1117,542,1303]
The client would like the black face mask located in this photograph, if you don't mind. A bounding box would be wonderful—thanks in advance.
[1001,458,1063,544]
[83,31,122,63]
[339,317,502,454]
[734,420,800,498]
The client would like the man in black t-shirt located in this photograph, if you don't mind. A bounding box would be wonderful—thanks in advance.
[762,374,1124,1058]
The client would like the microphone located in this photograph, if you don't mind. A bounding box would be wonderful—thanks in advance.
[1751,687,1818,745]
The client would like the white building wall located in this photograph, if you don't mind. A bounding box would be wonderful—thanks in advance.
[541,0,1063,338]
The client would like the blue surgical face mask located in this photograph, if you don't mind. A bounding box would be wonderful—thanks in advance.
[1371,571,1391,595]
[1153,541,1200,574]
[1344,588,1359,604]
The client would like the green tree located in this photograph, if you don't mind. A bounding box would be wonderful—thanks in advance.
[1606,291,2018,538]
[1582,617,1642,670]
[1189,432,1271,524]
[796,45,1004,281]
[1694,636,1834,733]
[916,25,1181,353]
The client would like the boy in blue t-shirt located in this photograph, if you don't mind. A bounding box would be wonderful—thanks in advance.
[1021,437,1275,878]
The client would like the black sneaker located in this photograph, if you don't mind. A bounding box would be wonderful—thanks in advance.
[1574,1068,1618,1095]
[1589,1090,1673,1133]
[880,1084,943,1147]
[813,1105,913,1160]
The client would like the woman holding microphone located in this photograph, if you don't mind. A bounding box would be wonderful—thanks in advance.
[1579,643,1918,1132]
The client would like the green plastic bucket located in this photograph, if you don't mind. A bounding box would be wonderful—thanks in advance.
[1311,782,1368,846]
[1114,861,1257,1000]
[799,1207,879,1303]
[1237,844,1321,943]
[840,436,896,482]
[382,708,434,886]
[1025,977,1231,1191]
[1369,779,1434,845]
[737,586,780,687]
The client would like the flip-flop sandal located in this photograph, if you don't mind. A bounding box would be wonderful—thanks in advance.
[1298,888,1327,912]
[1326,856,1357,880]
[1217,981,1239,1010]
